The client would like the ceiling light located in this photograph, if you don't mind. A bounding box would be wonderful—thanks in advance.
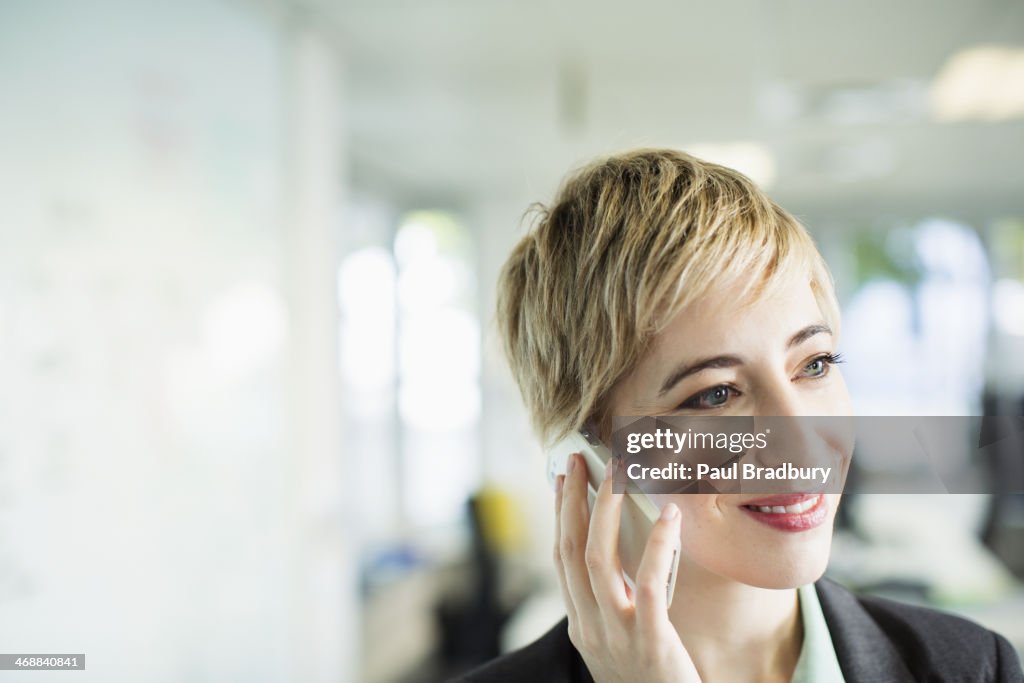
[930,45,1024,122]
[683,142,776,188]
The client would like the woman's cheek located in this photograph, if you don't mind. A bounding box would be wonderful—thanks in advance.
[671,495,723,543]
[826,370,854,416]
[827,494,842,521]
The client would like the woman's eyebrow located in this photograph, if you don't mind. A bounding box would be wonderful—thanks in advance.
[658,355,743,397]
[787,323,832,349]
[656,324,833,398]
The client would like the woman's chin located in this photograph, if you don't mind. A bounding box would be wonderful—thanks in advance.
[675,493,839,590]
[735,563,829,590]
[680,526,834,590]
[723,538,832,589]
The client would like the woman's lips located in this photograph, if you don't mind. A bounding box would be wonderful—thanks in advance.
[739,494,827,532]
[741,493,819,508]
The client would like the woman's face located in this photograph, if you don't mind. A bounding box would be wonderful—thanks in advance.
[607,275,853,589]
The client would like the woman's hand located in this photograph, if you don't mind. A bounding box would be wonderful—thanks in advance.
[554,453,702,683]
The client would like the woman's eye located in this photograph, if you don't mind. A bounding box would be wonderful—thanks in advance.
[804,358,828,377]
[680,385,735,410]
[800,353,844,379]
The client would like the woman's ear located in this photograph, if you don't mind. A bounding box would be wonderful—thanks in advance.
[590,412,614,446]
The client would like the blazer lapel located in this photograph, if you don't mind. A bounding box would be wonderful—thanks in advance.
[815,578,915,683]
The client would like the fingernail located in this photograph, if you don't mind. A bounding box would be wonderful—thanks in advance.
[660,503,680,521]
[604,458,614,481]
[567,453,577,473]
[555,474,565,493]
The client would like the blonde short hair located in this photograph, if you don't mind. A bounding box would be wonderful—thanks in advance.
[496,148,839,446]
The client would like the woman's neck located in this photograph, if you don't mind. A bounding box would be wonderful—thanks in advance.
[666,565,803,683]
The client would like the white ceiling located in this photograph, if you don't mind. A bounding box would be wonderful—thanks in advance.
[311,0,1024,222]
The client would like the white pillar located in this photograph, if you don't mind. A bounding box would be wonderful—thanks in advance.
[283,18,354,683]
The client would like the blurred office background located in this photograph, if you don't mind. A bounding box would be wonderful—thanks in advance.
[1,0,1023,681]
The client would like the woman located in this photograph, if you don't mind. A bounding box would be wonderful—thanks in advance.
[455,149,1023,682]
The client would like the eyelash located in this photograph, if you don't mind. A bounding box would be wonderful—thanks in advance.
[677,353,845,411]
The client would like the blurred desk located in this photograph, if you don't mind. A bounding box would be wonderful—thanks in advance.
[361,555,542,683]
[362,567,445,683]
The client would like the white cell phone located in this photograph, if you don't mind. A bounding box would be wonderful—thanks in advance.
[546,424,680,606]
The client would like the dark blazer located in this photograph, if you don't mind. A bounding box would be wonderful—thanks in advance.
[452,578,1023,682]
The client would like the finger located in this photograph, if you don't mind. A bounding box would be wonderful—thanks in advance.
[552,474,578,625]
[634,502,681,633]
[585,458,631,613]
[559,453,601,623]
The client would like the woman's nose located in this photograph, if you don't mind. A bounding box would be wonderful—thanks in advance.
[755,376,806,417]
[752,380,825,472]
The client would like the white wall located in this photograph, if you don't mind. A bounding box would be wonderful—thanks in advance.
[0,1,353,680]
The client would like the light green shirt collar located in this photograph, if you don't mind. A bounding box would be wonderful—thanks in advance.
[790,583,846,683]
